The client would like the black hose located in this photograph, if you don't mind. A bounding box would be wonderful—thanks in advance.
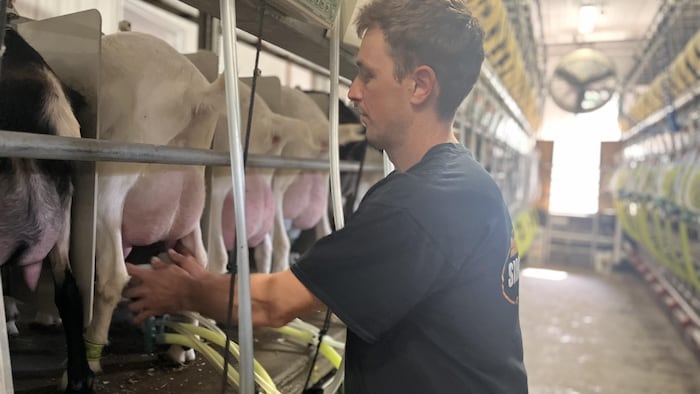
[302,308,333,392]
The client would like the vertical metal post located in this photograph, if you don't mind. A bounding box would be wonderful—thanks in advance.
[328,10,344,231]
[613,212,623,264]
[325,8,347,393]
[469,128,478,153]
[218,1,255,393]
[0,282,14,394]
[591,214,599,267]
[197,12,214,50]
[0,1,13,388]
[543,212,552,266]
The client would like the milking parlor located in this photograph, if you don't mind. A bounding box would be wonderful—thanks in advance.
[2,0,700,393]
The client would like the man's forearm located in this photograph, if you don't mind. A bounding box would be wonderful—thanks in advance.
[183,271,232,324]
[185,271,318,327]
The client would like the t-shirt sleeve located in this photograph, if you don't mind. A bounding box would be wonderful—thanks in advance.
[290,201,448,343]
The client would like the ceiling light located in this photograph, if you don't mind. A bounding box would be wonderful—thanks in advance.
[578,5,599,34]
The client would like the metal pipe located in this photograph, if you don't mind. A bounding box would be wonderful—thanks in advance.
[235,29,352,87]
[623,81,700,142]
[219,1,254,393]
[328,9,345,231]
[635,252,700,328]
[0,0,7,64]
[0,0,11,386]
[132,1,354,87]
[0,280,14,394]
[0,130,383,171]
[531,0,546,88]
[622,0,698,91]
[478,62,532,136]
[324,8,346,393]
[197,12,214,50]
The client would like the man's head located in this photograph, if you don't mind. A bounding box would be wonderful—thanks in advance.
[353,0,484,121]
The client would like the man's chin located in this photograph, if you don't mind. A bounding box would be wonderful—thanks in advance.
[366,135,383,151]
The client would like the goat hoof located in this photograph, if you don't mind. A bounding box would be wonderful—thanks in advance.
[7,320,19,336]
[166,345,196,364]
[4,296,19,316]
[87,359,103,374]
[60,370,95,394]
[33,311,62,327]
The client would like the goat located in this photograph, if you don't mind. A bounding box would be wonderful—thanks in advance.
[83,31,225,374]
[0,27,94,393]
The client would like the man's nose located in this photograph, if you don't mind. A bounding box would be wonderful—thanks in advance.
[348,77,362,102]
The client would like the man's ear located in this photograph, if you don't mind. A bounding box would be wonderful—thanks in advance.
[409,65,438,106]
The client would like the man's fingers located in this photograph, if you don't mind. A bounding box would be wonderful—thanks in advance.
[128,299,160,325]
[127,298,147,313]
[123,285,147,300]
[132,309,154,326]
[167,248,188,265]
[126,263,147,279]
[150,258,170,270]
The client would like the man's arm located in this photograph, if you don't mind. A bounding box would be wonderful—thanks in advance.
[194,269,325,326]
[124,249,324,326]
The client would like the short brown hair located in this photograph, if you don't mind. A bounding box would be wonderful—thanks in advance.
[355,0,484,120]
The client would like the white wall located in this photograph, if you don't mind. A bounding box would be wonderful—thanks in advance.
[123,0,197,53]
[14,0,124,35]
[14,0,197,52]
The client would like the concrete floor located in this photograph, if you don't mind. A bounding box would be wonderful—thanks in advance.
[8,305,343,394]
[521,250,700,393]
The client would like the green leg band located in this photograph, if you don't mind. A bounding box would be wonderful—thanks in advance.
[85,338,105,361]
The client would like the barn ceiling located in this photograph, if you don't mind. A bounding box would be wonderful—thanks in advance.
[532,0,699,99]
[538,0,659,80]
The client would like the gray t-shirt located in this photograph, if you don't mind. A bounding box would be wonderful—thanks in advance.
[292,143,528,393]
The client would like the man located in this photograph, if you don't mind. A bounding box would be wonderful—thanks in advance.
[125,0,528,392]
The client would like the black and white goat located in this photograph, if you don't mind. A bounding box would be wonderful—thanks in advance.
[0,27,94,393]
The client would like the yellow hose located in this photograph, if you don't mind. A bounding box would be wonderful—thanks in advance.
[679,220,700,292]
[662,212,684,271]
[637,204,686,278]
[171,322,276,388]
[160,321,279,394]
[613,199,637,241]
[650,208,685,278]
[274,326,343,369]
[158,333,241,388]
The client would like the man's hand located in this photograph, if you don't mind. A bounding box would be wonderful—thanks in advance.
[124,249,208,325]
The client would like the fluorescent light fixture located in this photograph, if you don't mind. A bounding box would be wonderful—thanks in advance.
[522,268,569,281]
[578,5,599,34]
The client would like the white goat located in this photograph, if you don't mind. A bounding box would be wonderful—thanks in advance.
[206,80,317,275]
[269,87,364,272]
[84,32,225,373]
